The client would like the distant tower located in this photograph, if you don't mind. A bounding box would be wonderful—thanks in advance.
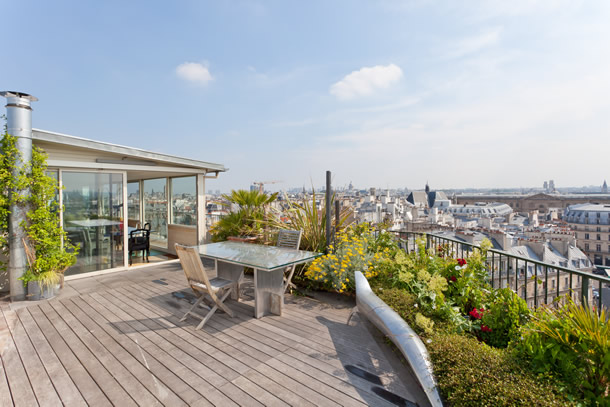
[603,180,608,194]
[370,187,376,197]
[348,181,353,191]
[425,182,430,194]
[543,181,548,191]
[549,180,555,192]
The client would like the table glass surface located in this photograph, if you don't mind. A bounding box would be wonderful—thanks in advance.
[197,241,321,271]
[69,219,123,227]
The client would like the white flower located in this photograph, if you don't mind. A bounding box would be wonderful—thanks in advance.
[414,303,419,308]
[426,339,432,344]
[455,265,461,271]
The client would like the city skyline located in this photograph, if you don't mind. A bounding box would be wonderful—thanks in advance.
[4,1,610,191]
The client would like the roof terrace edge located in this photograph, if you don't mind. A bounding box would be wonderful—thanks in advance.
[32,128,227,172]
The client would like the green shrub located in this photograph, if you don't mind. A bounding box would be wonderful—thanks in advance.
[375,287,418,330]
[512,299,609,404]
[373,237,478,333]
[427,333,569,406]
[479,288,531,348]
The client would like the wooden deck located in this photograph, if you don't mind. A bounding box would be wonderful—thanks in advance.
[0,262,428,406]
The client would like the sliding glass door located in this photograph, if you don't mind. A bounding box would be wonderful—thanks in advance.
[62,171,124,276]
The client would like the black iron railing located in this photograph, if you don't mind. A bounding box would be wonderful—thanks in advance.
[393,231,610,310]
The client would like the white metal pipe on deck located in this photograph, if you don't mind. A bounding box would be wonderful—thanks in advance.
[1,91,38,301]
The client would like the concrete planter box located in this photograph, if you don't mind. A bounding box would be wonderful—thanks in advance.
[27,280,59,301]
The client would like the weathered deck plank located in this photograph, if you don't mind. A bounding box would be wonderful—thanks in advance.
[3,307,62,407]
[0,307,39,407]
[119,281,353,406]
[69,296,208,406]
[114,283,328,406]
[133,277,393,407]
[26,306,112,407]
[15,307,87,406]
[96,289,282,406]
[0,262,428,407]
[58,298,187,406]
[46,300,163,406]
[79,293,222,406]
[37,303,137,407]
[0,354,13,407]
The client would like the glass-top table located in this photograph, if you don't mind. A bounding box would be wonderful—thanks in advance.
[197,241,320,271]
[196,241,321,318]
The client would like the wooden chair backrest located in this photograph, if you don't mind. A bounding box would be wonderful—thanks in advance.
[277,229,302,250]
[175,244,213,291]
[128,219,141,228]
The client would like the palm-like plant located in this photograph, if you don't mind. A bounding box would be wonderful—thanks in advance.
[222,189,278,209]
[210,189,278,242]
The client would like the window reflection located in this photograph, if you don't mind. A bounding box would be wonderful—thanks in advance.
[143,178,168,248]
[128,181,140,227]
[171,176,196,226]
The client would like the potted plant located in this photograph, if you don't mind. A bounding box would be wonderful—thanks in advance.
[0,130,77,300]
[22,239,68,300]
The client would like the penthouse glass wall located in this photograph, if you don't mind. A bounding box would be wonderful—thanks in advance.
[62,171,124,276]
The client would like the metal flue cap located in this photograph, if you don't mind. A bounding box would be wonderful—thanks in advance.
[0,91,38,101]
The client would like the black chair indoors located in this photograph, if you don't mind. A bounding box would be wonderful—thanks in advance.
[128,227,150,265]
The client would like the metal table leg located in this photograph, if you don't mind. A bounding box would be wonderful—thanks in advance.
[254,268,284,318]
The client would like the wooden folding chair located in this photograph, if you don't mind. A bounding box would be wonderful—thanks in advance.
[277,229,303,293]
[175,244,235,330]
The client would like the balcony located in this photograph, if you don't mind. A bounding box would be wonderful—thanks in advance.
[0,262,430,406]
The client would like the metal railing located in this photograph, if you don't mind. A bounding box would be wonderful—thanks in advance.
[393,231,610,311]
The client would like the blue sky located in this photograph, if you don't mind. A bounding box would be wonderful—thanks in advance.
[3,1,610,192]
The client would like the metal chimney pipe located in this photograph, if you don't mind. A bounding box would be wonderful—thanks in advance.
[1,91,38,301]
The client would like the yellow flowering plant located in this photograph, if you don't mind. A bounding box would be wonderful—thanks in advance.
[304,226,390,293]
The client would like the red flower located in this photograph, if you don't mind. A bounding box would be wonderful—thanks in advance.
[450,276,457,282]
[481,325,492,333]
[469,308,482,319]
[457,258,467,266]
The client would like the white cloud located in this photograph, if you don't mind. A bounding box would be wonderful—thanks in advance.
[330,64,403,101]
[175,62,213,86]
